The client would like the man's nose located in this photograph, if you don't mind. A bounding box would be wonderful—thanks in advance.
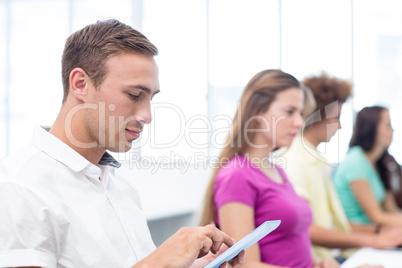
[137,100,152,125]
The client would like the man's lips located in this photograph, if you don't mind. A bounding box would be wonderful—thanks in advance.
[125,128,141,139]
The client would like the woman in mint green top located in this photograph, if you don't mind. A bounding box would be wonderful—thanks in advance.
[334,106,402,226]
[334,146,386,224]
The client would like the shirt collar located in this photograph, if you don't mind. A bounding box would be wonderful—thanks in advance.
[32,126,121,172]
[294,133,326,164]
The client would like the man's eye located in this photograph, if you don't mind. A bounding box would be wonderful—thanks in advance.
[129,93,140,100]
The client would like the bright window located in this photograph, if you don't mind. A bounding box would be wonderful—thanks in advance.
[0,1,6,159]
[72,0,133,31]
[281,0,353,165]
[354,0,402,162]
[7,0,68,155]
[139,0,208,163]
[1,0,402,165]
[207,0,280,158]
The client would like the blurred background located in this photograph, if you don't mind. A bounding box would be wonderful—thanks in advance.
[1,0,402,245]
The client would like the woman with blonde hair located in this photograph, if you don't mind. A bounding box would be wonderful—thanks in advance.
[200,69,338,267]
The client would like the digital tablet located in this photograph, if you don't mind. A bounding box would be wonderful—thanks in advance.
[203,220,281,268]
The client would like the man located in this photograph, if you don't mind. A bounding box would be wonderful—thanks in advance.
[281,72,402,262]
[0,19,246,268]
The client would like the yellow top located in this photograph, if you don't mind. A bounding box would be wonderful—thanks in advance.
[280,134,353,260]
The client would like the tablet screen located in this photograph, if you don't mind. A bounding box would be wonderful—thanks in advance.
[203,220,281,268]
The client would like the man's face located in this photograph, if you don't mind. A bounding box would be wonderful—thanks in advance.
[319,102,343,143]
[84,52,160,152]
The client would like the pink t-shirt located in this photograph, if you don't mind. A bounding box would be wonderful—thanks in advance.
[214,155,313,268]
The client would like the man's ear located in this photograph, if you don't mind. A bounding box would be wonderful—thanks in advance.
[69,68,89,102]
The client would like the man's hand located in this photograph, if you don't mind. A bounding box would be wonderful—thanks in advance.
[135,225,247,268]
[191,241,246,268]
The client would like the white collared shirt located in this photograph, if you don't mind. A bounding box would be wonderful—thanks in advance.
[0,126,156,268]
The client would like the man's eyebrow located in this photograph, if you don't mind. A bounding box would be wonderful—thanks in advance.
[125,85,160,96]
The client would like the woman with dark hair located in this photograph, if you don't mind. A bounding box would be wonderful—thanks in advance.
[334,106,402,226]
[200,69,339,267]
[384,154,402,209]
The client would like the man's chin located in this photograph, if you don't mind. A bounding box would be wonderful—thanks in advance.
[107,143,133,153]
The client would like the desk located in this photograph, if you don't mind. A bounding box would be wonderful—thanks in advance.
[341,247,402,268]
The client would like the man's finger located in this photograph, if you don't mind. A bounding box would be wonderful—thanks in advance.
[202,225,234,254]
[228,250,247,266]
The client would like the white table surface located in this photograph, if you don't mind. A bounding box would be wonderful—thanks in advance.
[341,247,402,268]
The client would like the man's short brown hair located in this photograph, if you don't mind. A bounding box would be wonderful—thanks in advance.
[61,19,158,102]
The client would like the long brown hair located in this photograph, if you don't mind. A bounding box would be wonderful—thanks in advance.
[199,69,301,226]
[349,106,391,189]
